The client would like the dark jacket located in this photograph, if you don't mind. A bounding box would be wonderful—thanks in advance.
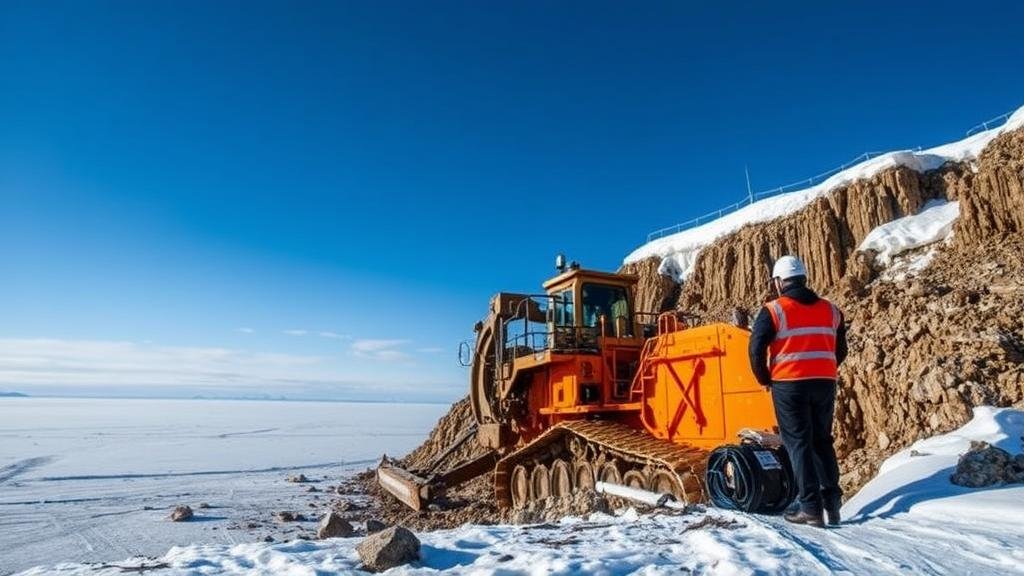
[748,284,848,388]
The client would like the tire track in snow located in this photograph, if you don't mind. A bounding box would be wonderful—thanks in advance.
[0,456,55,484]
[36,459,375,482]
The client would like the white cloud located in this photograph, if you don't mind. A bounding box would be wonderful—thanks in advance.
[236,327,255,334]
[417,347,444,354]
[350,339,411,361]
[0,338,462,402]
[0,338,319,389]
[318,331,350,340]
[283,329,308,336]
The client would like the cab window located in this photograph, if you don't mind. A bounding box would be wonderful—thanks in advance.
[554,289,574,326]
[581,283,631,332]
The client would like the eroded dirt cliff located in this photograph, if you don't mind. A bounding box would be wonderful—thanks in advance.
[627,126,1024,493]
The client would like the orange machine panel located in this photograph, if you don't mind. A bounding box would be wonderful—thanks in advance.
[638,323,777,450]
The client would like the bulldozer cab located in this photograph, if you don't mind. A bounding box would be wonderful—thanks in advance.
[496,268,645,362]
[543,268,640,347]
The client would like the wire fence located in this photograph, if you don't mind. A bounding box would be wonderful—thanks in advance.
[645,108,1018,243]
[645,150,903,242]
[965,111,1014,136]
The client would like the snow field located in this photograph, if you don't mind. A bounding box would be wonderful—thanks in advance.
[17,406,1024,576]
[0,398,448,575]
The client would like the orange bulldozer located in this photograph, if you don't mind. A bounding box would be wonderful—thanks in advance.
[378,256,796,513]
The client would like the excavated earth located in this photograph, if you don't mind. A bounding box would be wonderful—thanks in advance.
[332,124,1023,531]
[336,399,617,530]
[623,125,1024,495]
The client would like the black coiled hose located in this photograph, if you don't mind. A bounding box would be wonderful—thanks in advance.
[706,443,796,514]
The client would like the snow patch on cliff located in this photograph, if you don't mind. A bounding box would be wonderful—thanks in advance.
[858,199,960,265]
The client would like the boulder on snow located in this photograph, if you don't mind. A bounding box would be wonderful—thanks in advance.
[365,519,387,534]
[1007,454,1024,483]
[287,473,309,483]
[317,512,354,539]
[950,441,1022,487]
[276,511,305,522]
[170,505,193,522]
[356,525,420,572]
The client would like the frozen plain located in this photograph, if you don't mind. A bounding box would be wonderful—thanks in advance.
[0,397,447,575]
[6,400,1024,575]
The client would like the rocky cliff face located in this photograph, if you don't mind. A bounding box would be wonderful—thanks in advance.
[957,128,1024,245]
[621,257,679,314]
[675,165,954,319]
[626,126,1024,494]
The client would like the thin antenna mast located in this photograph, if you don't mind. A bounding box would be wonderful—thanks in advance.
[745,165,753,204]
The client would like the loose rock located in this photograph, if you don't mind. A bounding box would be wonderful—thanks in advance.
[950,441,1022,487]
[287,473,309,483]
[365,519,387,533]
[169,505,193,522]
[356,526,420,572]
[317,512,354,539]
[276,511,305,522]
[510,489,610,524]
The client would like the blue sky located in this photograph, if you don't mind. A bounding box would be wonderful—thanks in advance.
[1,1,1022,402]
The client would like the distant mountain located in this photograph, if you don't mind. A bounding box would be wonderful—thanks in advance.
[0,391,29,397]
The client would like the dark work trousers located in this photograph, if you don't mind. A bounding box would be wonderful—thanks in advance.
[771,380,843,514]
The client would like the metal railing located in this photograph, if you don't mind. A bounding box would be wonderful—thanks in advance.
[966,111,1014,136]
[645,149,912,242]
[645,107,1019,243]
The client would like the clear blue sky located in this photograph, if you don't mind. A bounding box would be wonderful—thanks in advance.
[1,1,1021,401]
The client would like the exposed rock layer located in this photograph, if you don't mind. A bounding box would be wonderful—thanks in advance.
[627,127,1024,493]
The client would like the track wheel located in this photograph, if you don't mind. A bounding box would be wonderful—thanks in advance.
[649,470,682,500]
[574,460,596,491]
[550,459,573,497]
[598,460,622,484]
[510,464,529,508]
[530,464,551,501]
[622,470,647,490]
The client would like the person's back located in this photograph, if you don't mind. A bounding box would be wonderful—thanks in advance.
[748,255,848,527]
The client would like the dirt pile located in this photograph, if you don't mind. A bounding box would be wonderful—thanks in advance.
[508,489,611,524]
[399,397,490,471]
[340,398,500,531]
[626,125,1024,495]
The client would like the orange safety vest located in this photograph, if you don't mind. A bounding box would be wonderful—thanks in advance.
[766,296,840,382]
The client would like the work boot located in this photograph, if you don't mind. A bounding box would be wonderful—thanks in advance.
[784,509,824,528]
[825,508,841,526]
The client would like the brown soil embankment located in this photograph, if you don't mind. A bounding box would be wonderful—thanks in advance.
[626,126,1024,492]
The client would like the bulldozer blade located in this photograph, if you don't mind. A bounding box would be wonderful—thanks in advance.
[376,463,431,511]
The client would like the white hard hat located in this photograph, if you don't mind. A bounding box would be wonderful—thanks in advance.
[772,255,807,280]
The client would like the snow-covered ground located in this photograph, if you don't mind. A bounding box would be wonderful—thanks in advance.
[624,105,1024,281]
[0,398,447,575]
[14,406,1024,575]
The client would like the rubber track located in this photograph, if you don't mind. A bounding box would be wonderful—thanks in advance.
[494,420,708,508]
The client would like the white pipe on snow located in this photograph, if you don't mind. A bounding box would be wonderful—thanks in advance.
[595,481,688,511]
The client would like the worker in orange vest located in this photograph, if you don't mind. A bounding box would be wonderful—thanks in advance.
[749,255,848,528]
